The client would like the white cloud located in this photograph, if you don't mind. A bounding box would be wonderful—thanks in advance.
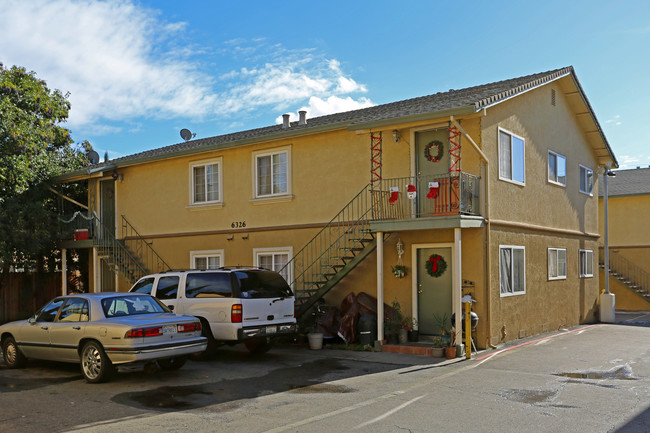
[276,95,375,123]
[605,115,622,126]
[0,0,369,135]
[0,0,218,129]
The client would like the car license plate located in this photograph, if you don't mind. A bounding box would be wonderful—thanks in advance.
[163,325,177,334]
[266,326,277,334]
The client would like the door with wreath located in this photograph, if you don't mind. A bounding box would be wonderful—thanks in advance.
[416,246,452,336]
[415,128,451,217]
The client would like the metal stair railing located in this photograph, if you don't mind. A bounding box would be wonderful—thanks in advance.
[93,216,149,284]
[283,172,481,318]
[602,250,650,300]
[121,215,171,276]
[282,182,376,317]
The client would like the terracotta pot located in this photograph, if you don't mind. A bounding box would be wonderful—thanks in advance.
[444,346,456,359]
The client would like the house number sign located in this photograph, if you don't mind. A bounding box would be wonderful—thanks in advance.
[231,221,246,228]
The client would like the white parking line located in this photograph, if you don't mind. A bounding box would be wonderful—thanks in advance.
[353,394,427,430]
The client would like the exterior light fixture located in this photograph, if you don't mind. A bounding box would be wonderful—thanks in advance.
[392,129,401,143]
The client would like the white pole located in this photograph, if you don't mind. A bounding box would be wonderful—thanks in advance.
[376,231,384,343]
[600,169,616,322]
[61,248,67,295]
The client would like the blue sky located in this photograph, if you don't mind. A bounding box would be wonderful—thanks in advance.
[1,0,649,169]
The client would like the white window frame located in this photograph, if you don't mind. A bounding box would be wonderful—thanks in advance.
[548,248,567,280]
[548,150,567,186]
[252,146,291,199]
[190,249,224,270]
[579,249,594,278]
[190,157,223,205]
[254,247,293,284]
[499,245,526,297]
[579,164,594,196]
[498,127,526,186]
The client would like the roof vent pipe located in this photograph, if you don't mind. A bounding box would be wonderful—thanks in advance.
[298,110,307,125]
[282,114,291,129]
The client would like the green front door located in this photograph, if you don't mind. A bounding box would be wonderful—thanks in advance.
[415,128,449,217]
[416,247,452,336]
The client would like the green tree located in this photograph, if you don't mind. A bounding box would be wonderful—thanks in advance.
[0,64,88,278]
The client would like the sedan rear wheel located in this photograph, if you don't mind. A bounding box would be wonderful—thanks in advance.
[2,336,27,368]
[80,341,113,383]
[157,356,187,370]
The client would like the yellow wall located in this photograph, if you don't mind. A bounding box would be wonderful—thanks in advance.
[483,79,599,234]
[482,79,601,345]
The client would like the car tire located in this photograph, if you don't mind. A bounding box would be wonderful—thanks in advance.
[157,356,187,370]
[2,336,27,368]
[244,337,274,354]
[80,341,114,383]
[190,318,218,360]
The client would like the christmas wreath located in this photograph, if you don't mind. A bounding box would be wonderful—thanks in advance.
[425,254,447,277]
[424,140,444,163]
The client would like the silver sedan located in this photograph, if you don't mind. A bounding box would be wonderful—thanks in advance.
[0,292,207,383]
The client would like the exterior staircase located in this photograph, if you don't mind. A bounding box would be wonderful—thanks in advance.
[601,251,650,303]
[282,182,384,319]
[60,212,170,284]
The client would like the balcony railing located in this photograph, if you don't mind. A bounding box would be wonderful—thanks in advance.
[370,172,481,221]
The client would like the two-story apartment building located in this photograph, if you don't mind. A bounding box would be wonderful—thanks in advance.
[55,66,617,349]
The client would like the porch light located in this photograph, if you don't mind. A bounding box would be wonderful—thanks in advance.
[392,129,401,143]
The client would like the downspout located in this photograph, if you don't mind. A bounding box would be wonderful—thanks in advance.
[450,115,493,349]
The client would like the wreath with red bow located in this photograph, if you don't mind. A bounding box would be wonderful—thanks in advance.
[425,254,447,277]
[424,140,444,163]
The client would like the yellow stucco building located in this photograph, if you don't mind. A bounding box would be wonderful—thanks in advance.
[56,66,617,349]
[598,167,650,311]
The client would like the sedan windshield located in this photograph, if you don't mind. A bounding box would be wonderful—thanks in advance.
[101,295,169,318]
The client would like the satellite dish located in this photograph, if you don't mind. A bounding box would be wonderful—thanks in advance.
[180,128,196,141]
[87,150,100,165]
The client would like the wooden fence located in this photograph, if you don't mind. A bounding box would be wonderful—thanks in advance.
[0,272,61,324]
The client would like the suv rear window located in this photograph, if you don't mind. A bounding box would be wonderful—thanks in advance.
[235,270,293,299]
[186,273,233,298]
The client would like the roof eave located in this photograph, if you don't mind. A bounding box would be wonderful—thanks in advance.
[347,105,477,131]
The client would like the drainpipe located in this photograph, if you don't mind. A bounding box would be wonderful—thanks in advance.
[377,231,384,344]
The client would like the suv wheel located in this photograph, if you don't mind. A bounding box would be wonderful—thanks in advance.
[244,337,274,354]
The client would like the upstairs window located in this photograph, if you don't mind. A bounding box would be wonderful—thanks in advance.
[498,128,525,185]
[579,165,593,195]
[255,149,289,198]
[548,248,567,280]
[191,158,222,205]
[548,151,567,186]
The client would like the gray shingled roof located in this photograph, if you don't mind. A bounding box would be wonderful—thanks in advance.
[599,167,650,197]
[61,65,613,178]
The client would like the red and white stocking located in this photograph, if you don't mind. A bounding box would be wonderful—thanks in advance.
[388,186,399,204]
[427,181,439,199]
[406,184,417,199]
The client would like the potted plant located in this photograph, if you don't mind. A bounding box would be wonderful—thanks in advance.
[399,316,411,344]
[431,336,445,357]
[384,300,403,344]
[391,264,408,278]
[407,317,419,342]
[444,330,457,359]
[433,312,449,340]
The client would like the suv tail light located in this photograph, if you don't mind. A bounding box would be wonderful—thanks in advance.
[125,326,163,338]
[231,304,242,323]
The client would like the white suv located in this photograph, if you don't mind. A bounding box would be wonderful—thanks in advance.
[129,268,296,354]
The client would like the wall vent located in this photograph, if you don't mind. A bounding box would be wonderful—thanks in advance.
[551,89,556,106]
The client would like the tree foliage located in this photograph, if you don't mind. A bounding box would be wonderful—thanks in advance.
[0,64,88,275]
